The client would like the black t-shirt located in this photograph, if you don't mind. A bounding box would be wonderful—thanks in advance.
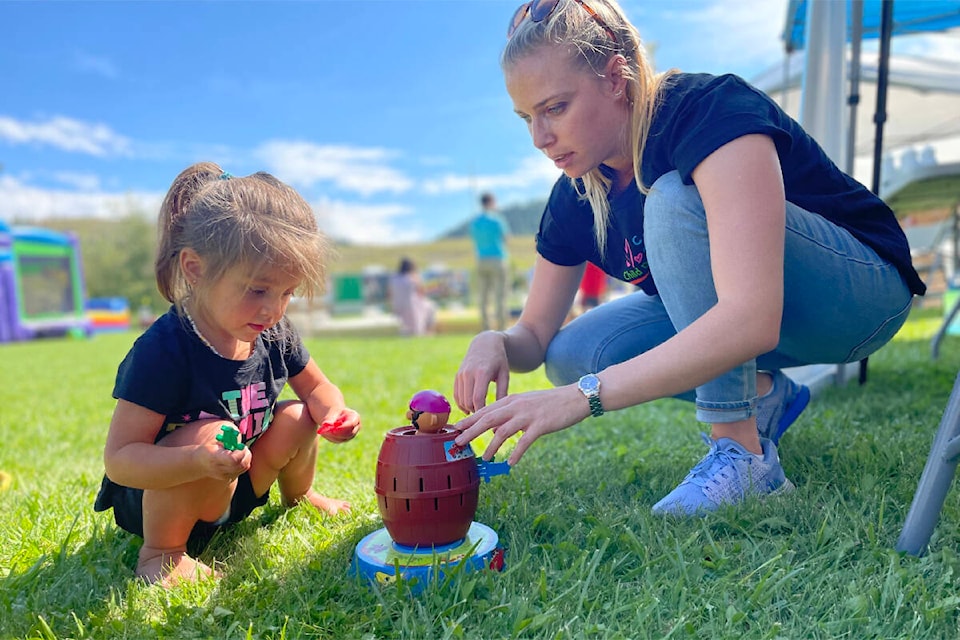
[113,306,311,447]
[536,72,926,296]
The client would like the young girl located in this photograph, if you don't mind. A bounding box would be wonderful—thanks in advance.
[94,162,360,586]
[452,0,925,516]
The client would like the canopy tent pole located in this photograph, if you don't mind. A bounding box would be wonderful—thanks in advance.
[860,0,895,385]
[871,0,895,197]
[798,0,847,163]
[846,0,865,176]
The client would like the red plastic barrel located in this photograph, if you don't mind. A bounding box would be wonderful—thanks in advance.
[375,426,479,547]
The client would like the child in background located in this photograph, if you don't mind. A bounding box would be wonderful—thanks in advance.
[94,162,360,587]
[389,257,437,336]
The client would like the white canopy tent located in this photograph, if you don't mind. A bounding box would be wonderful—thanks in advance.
[780,0,960,194]
[751,48,960,199]
[769,0,960,387]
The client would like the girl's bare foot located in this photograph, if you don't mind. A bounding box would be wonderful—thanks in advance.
[136,546,219,587]
[291,488,350,515]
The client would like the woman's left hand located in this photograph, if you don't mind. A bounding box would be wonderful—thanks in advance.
[452,386,589,465]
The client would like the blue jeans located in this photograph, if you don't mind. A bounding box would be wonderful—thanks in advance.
[545,171,914,423]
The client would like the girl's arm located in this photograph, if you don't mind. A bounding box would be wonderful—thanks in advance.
[103,400,239,488]
[288,358,359,441]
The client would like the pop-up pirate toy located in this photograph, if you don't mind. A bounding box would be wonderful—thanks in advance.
[351,390,510,591]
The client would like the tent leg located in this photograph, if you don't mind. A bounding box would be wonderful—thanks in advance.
[897,370,960,555]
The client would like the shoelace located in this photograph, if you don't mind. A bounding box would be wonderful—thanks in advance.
[686,433,753,488]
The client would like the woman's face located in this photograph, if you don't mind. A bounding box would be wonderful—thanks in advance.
[505,45,629,179]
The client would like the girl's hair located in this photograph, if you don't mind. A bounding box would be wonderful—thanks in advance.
[155,161,330,313]
[502,0,674,254]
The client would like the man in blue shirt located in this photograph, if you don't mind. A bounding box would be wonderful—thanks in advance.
[470,192,511,331]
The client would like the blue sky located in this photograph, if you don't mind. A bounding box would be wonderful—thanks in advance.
[2,0,924,245]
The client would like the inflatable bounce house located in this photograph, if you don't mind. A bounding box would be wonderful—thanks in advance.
[0,221,91,343]
[86,297,131,334]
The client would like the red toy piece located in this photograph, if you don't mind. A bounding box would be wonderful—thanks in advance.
[318,411,355,437]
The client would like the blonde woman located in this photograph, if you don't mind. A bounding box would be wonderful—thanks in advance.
[454,0,924,516]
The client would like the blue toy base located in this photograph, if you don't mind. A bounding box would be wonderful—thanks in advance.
[350,521,505,593]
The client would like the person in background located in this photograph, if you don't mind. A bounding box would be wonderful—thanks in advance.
[470,192,512,331]
[577,260,609,313]
[94,162,360,586]
[389,257,437,336]
[452,0,924,517]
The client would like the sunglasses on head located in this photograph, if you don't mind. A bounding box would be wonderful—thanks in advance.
[508,0,618,43]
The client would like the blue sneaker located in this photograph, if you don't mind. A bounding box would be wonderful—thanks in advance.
[756,370,810,445]
[652,434,794,516]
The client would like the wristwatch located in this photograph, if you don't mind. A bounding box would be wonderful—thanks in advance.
[577,373,604,418]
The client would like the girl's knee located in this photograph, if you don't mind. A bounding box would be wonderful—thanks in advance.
[272,400,316,435]
[254,401,317,462]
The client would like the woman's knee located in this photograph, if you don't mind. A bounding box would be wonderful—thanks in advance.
[544,332,586,386]
[644,171,708,254]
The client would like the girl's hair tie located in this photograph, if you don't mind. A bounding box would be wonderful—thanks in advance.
[219,171,233,180]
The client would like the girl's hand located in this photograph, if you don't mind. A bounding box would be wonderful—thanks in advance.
[454,331,510,415]
[318,408,361,443]
[203,436,252,481]
[452,386,588,466]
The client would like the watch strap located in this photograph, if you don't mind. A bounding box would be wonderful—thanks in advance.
[587,393,604,418]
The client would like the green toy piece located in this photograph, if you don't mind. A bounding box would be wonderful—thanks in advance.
[216,424,245,451]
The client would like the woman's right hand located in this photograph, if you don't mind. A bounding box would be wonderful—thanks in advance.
[454,330,511,415]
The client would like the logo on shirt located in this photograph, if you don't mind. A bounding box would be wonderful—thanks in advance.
[221,382,274,440]
[621,235,649,285]
[166,381,274,442]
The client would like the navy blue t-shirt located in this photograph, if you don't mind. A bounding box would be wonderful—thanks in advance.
[112,306,311,446]
[536,73,926,296]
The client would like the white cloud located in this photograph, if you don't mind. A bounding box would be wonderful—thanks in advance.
[0,115,131,157]
[73,51,120,79]
[257,140,415,196]
[53,172,102,191]
[636,0,789,75]
[312,196,422,245]
[421,154,560,195]
[0,174,161,221]
[687,0,788,67]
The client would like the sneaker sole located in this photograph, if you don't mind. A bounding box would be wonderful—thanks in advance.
[771,384,810,445]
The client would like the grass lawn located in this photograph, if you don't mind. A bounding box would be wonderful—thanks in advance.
[3,306,960,639]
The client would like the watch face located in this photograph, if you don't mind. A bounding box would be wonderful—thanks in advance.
[579,374,600,394]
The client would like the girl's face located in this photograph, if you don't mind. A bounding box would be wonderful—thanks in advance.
[506,45,630,180]
[197,262,300,350]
